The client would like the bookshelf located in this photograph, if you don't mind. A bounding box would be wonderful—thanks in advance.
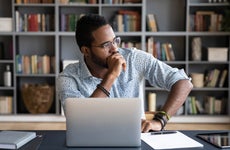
[187,0,230,119]
[0,0,14,115]
[0,0,229,123]
[145,0,230,122]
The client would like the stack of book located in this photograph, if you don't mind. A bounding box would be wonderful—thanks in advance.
[186,96,226,115]
[60,14,85,32]
[204,69,228,88]
[15,11,54,32]
[111,10,141,32]
[204,96,226,115]
[147,37,176,61]
[189,11,223,31]
[16,54,55,74]
[120,41,141,49]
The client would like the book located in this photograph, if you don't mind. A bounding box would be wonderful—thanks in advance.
[0,131,36,149]
[148,92,156,112]
[214,99,222,114]
[208,69,220,87]
[116,14,123,32]
[204,96,215,114]
[218,69,227,87]
[187,96,193,114]
[205,68,221,87]
[16,54,23,74]
[167,43,176,61]
[195,100,205,114]
[147,37,154,55]
[147,14,157,32]
[42,55,50,74]
[0,96,13,114]
[162,43,170,60]
[23,55,31,74]
[186,96,198,114]
[191,96,197,114]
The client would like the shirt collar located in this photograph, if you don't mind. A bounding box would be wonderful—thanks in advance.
[79,58,93,79]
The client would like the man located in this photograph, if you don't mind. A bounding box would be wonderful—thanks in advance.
[57,14,193,132]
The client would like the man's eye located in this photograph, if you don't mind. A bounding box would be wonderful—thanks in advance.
[103,42,110,47]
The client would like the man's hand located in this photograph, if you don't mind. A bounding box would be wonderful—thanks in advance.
[106,51,126,77]
[141,119,162,133]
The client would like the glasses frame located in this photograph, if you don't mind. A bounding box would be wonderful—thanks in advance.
[91,37,121,50]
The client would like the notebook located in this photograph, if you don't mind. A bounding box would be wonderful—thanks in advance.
[0,131,36,149]
[65,98,142,147]
[141,130,204,149]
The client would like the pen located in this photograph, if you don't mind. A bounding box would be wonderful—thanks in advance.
[151,131,177,135]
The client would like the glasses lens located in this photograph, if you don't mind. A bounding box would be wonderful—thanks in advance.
[102,37,121,50]
[103,42,111,49]
[114,37,121,45]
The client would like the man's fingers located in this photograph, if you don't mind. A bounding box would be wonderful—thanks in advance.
[112,51,119,55]
[110,52,126,71]
[122,62,126,71]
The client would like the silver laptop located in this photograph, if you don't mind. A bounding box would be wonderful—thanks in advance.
[65,98,141,147]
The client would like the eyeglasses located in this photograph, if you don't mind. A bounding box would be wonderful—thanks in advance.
[91,37,121,50]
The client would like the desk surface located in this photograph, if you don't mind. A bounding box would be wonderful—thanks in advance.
[19,130,229,150]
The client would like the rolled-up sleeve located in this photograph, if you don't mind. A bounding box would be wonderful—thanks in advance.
[133,50,190,91]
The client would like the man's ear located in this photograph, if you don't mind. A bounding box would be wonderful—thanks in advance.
[81,46,90,56]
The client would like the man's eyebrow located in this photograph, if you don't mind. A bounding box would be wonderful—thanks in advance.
[99,37,116,46]
[100,40,110,46]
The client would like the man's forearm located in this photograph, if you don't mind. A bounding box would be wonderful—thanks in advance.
[90,73,117,97]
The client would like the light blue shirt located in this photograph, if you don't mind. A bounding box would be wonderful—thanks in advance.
[57,48,190,118]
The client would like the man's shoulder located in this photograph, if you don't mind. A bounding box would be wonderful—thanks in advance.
[120,47,152,60]
[119,47,147,56]
[60,61,81,76]
[62,60,80,70]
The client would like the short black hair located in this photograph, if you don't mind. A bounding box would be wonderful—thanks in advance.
[75,14,108,50]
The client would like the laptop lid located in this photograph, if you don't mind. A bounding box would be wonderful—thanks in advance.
[65,98,141,147]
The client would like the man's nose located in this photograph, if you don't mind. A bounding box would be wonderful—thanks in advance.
[109,44,118,53]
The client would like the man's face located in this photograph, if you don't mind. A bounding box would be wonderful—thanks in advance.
[88,25,118,68]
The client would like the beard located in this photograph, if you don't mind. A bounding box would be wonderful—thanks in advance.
[90,49,108,68]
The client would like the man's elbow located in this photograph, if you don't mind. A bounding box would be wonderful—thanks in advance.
[182,79,193,93]
[174,79,193,92]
